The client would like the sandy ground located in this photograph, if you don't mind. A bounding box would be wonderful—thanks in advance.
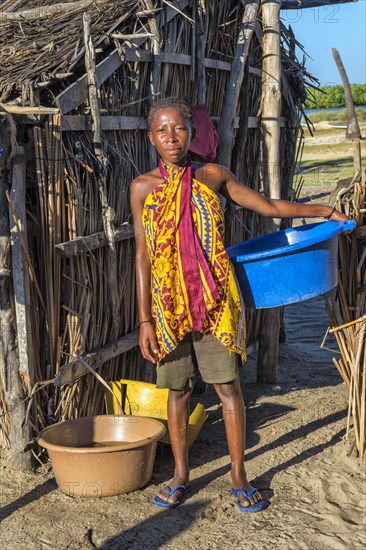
[301,121,366,161]
[1,293,365,550]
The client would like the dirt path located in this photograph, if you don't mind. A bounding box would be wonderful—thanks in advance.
[301,121,366,162]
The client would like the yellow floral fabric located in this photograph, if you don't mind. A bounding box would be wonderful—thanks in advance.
[142,164,246,362]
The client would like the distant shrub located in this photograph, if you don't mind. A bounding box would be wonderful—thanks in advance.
[305,84,366,109]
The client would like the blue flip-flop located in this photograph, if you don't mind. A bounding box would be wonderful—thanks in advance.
[153,484,192,508]
[231,487,265,513]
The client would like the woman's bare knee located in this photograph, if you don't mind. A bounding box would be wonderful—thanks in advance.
[213,378,241,400]
[168,387,192,403]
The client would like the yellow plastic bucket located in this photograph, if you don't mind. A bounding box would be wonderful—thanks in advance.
[105,379,207,448]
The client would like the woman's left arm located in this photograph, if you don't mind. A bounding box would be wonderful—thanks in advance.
[222,169,349,221]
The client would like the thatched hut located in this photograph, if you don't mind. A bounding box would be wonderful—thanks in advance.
[0,0,355,467]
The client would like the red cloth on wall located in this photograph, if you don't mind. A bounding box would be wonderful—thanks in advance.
[189,104,219,162]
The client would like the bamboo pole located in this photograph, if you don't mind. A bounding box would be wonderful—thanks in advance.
[329,315,366,334]
[48,115,63,376]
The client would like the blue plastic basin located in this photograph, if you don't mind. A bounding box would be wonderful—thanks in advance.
[227,220,355,309]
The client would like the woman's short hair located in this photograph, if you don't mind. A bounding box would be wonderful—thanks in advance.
[147,97,192,129]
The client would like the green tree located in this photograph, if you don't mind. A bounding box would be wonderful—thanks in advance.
[350,84,366,105]
[326,85,345,107]
[305,84,366,109]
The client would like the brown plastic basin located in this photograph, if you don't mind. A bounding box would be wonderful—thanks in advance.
[38,415,166,497]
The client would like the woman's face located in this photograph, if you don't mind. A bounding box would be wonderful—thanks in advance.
[148,107,192,166]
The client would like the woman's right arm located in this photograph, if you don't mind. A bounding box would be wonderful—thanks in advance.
[130,179,159,362]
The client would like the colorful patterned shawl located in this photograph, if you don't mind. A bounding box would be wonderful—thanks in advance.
[142,159,245,362]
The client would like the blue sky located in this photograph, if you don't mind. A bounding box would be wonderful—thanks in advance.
[280,1,366,86]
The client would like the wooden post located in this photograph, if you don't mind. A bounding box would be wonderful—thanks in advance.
[257,307,281,383]
[145,0,161,170]
[195,1,207,105]
[83,13,115,247]
[231,61,250,175]
[83,13,120,341]
[144,0,161,98]
[261,0,282,220]
[332,48,361,177]
[0,120,12,450]
[9,147,33,391]
[257,0,282,384]
[0,139,32,467]
[216,0,259,167]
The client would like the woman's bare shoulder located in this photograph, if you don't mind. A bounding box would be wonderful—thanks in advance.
[193,162,230,190]
[130,167,161,201]
[131,167,160,185]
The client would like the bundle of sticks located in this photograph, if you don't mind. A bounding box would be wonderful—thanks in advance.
[323,168,366,460]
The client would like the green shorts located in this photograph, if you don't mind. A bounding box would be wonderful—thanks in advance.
[156,332,239,391]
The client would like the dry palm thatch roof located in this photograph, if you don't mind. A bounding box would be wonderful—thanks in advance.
[0,0,357,105]
[0,0,322,114]
[0,0,145,104]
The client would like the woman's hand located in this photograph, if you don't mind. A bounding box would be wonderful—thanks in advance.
[326,208,349,221]
[139,322,159,363]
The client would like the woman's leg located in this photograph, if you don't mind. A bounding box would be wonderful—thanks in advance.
[214,377,262,508]
[154,335,195,504]
[155,386,193,504]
